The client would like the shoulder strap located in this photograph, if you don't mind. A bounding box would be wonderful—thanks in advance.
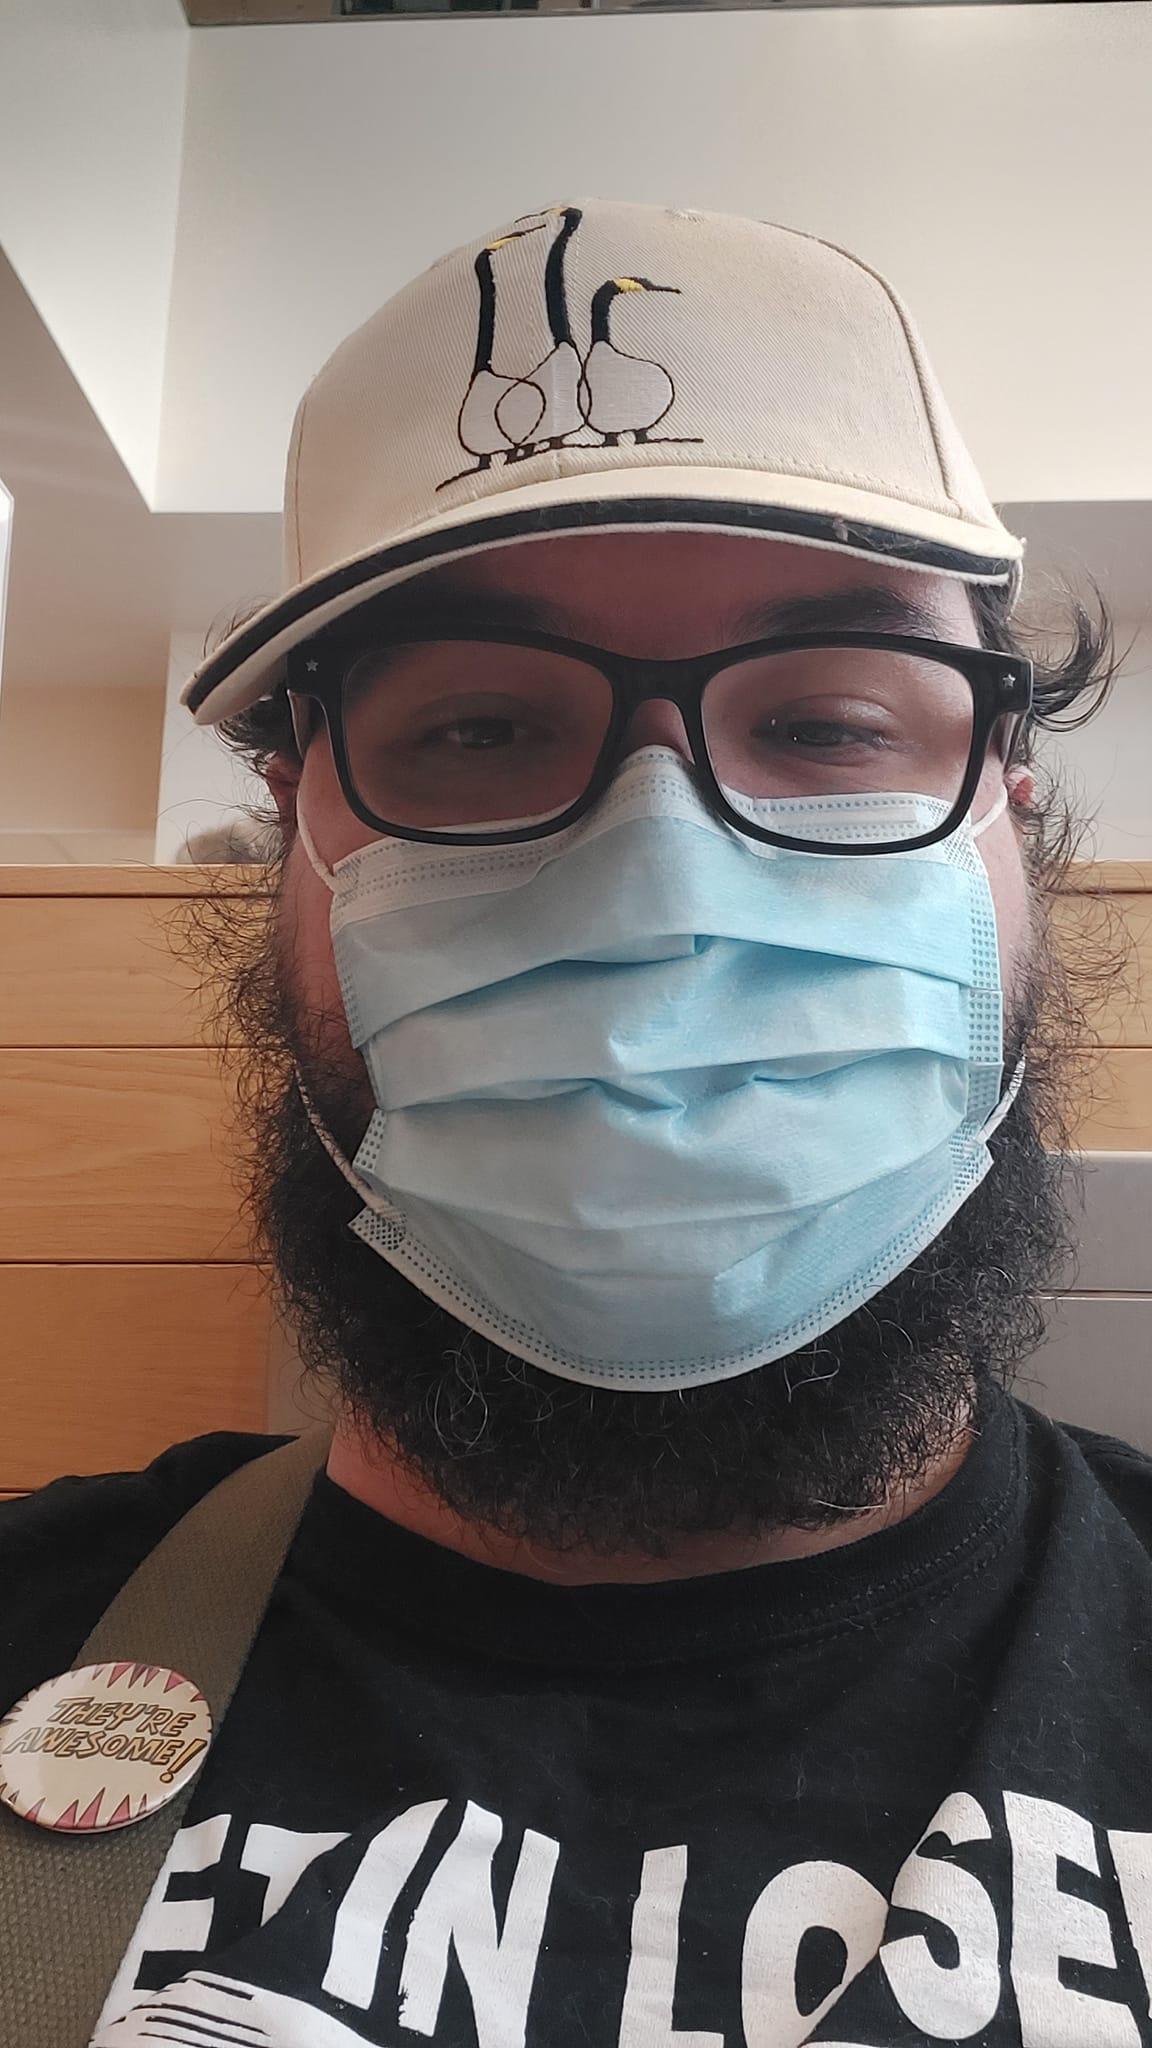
[0,1425,332,2048]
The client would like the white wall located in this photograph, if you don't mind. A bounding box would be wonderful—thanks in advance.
[154,631,267,862]
[0,0,189,502]
[1043,623,1152,863]
[158,3,1152,512]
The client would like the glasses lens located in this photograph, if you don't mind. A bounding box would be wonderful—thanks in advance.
[337,639,979,843]
[342,641,614,831]
[702,647,975,841]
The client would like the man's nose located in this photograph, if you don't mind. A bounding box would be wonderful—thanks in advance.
[619,699,694,763]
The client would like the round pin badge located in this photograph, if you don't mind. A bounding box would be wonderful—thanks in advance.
[0,1662,212,1832]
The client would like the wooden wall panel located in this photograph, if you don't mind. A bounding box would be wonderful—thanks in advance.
[1,1264,271,1491]
[0,867,264,896]
[1071,1049,1152,1152]
[0,869,271,1487]
[1049,893,1152,1049]
[0,897,207,1047]
[1065,863,1152,895]
[0,1049,249,1261]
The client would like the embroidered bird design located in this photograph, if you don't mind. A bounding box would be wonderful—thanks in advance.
[441,223,699,490]
[496,207,587,459]
[579,277,683,446]
[455,226,545,473]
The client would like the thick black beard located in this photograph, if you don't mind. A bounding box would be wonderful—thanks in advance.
[233,905,1078,1557]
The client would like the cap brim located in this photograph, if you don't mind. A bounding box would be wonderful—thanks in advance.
[183,466,1023,726]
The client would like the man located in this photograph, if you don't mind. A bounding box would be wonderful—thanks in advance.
[1,201,1147,2046]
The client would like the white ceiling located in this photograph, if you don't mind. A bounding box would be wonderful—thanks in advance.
[0,250,278,697]
[0,247,170,693]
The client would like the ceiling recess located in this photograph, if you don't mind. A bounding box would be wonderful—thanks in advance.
[185,0,1050,19]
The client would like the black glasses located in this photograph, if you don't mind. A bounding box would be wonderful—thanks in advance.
[286,626,1033,857]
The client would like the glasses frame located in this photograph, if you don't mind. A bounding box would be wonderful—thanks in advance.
[285,626,1034,857]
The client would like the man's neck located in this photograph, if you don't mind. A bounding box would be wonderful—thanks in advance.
[324,1420,975,1585]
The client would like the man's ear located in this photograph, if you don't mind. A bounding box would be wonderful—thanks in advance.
[264,752,302,831]
[1005,763,1036,812]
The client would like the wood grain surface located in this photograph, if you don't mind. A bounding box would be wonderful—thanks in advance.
[0,897,210,1046]
[1,1264,271,1491]
[1071,1049,1152,1151]
[1049,893,1152,1048]
[0,865,268,897]
[0,1049,251,1261]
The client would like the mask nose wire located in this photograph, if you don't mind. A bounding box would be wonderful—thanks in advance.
[297,765,1011,881]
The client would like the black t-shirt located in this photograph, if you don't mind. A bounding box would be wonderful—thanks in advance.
[4,1384,1152,2046]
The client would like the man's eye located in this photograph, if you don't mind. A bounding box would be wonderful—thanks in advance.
[420,717,523,750]
[756,718,889,751]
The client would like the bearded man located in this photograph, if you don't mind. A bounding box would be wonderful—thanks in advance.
[2,201,1147,2048]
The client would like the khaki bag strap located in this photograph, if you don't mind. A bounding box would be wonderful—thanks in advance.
[0,1425,333,2047]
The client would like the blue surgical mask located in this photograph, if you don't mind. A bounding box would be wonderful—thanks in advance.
[298,747,1020,1393]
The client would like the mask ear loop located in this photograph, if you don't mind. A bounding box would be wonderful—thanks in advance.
[296,1077,401,1220]
[970,784,1009,840]
[964,781,1025,1128]
[295,806,338,893]
[291,810,397,1213]
[981,1054,1025,1140]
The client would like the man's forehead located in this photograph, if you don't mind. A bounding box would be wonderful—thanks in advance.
[353,533,974,648]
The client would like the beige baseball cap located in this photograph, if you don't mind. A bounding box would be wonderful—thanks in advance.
[184,199,1023,727]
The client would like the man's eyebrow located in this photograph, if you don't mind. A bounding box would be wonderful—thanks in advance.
[362,585,560,635]
[733,585,951,641]
[361,579,951,643]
